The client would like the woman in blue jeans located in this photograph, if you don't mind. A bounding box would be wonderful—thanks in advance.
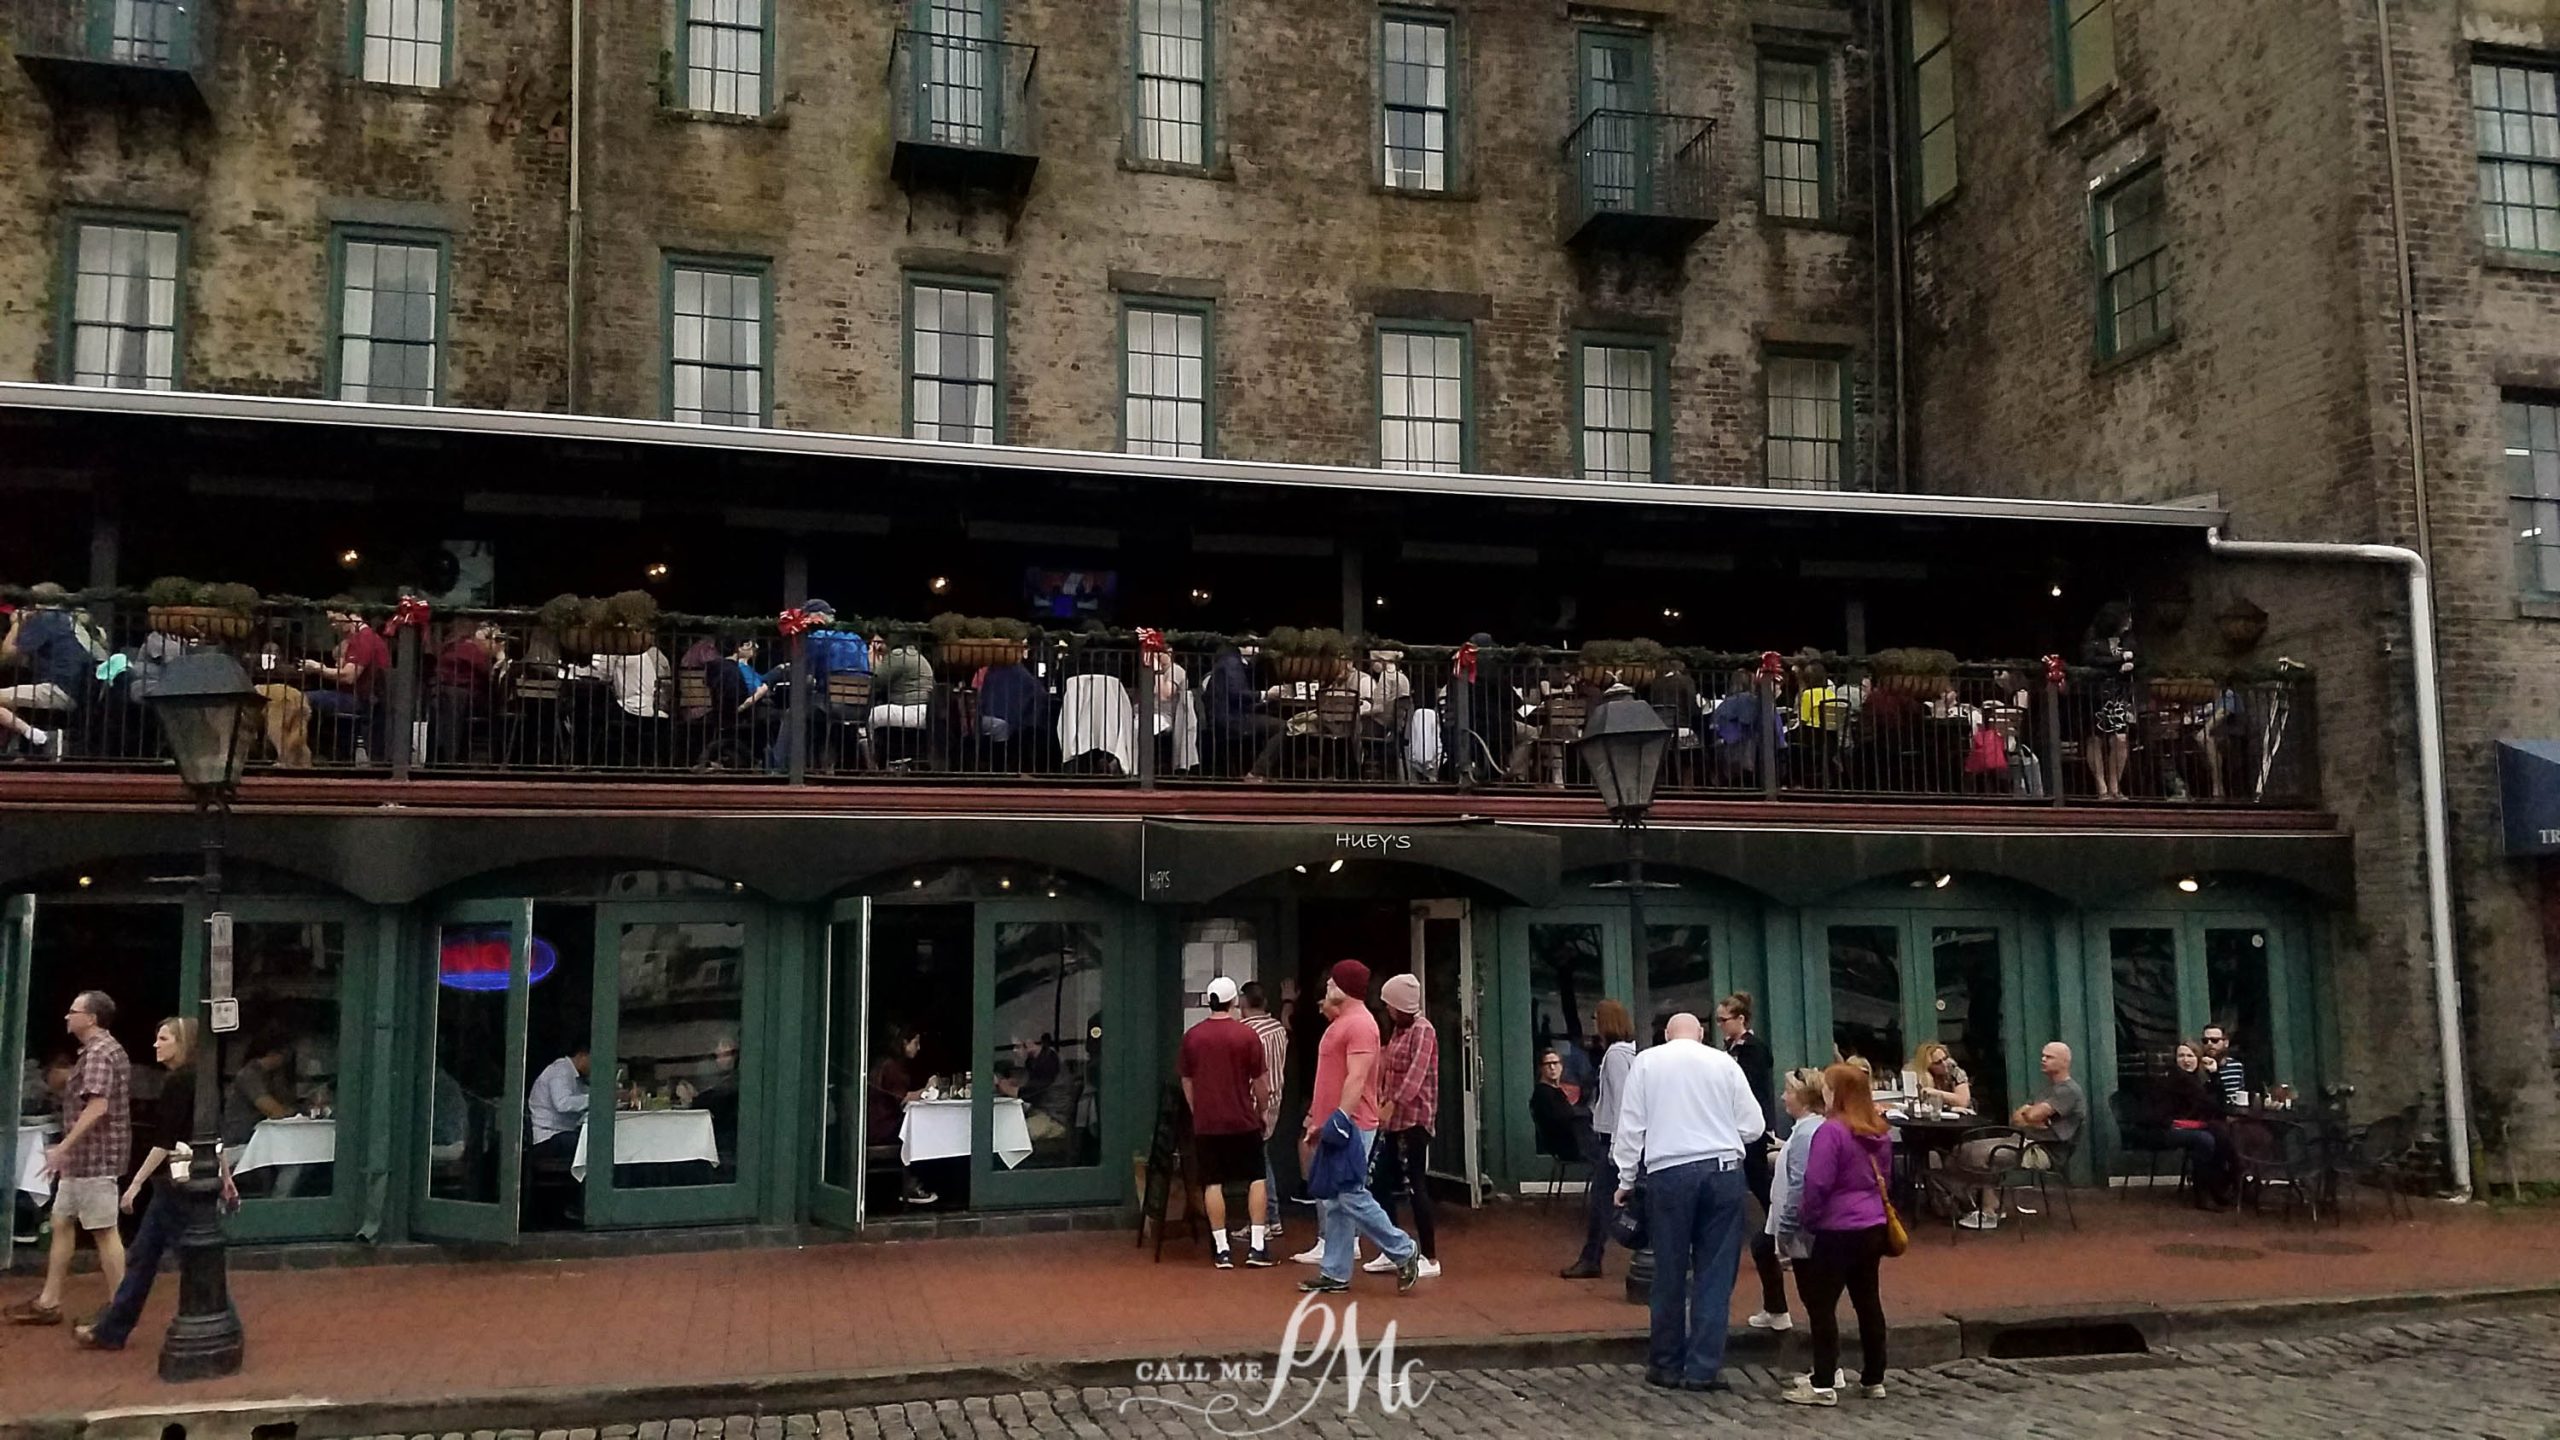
[76,1017,202,1351]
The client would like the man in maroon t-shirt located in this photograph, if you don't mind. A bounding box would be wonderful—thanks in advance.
[301,608,393,738]
[1178,977,1271,1269]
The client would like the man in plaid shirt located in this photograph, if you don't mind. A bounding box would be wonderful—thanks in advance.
[1366,973,1443,1279]
[9,990,131,1326]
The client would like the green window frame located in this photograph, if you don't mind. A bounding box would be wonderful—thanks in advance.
[1376,320,1471,472]
[1759,52,1831,221]
[1907,0,1957,211]
[663,254,772,427]
[57,211,185,391]
[2052,0,2115,111]
[2474,58,2560,255]
[351,0,451,88]
[1132,0,1211,167]
[1572,335,1667,484]
[1763,347,1848,490]
[1380,9,1455,193]
[328,225,449,407]
[2506,393,2560,601]
[678,0,774,117]
[1120,298,1213,459]
[2092,162,2171,358]
[905,273,1005,444]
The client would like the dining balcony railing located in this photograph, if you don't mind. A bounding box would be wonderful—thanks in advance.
[8,0,214,112]
[887,27,1040,196]
[0,598,2321,809]
[1560,108,1715,253]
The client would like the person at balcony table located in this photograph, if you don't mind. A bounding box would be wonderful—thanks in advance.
[866,637,935,750]
[2,583,96,719]
[797,601,872,684]
[586,641,671,766]
[974,659,1048,747]
[1205,642,1289,780]
[299,606,391,725]
[701,635,781,770]
[1707,669,1778,785]
[1502,653,1573,781]
[526,1045,591,1177]
[1140,643,1197,773]
[1790,655,1843,730]
[1905,1040,1972,1111]
[428,620,504,764]
[868,1028,938,1205]
[2082,601,2138,800]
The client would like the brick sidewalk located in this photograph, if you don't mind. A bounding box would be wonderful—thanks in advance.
[4,1194,2556,1422]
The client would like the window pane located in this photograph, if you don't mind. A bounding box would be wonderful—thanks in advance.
[1379,326,1466,472]
[1579,343,1659,482]
[1527,923,1604,1097]
[1135,0,1209,165]
[1124,304,1209,458]
[671,264,767,426]
[1765,353,1844,489]
[911,282,1000,443]
[685,0,766,116]
[2109,927,2180,1091]
[989,922,1106,1170]
[1761,59,1825,219]
[2508,395,2560,596]
[1829,925,1904,1077]
[2065,0,2116,106]
[1382,17,1452,192]
[68,220,181,389]
[222,920,347,1202]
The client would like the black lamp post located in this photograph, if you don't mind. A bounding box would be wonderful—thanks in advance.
[1574,686,1672,1307]
[143,652,261,1381]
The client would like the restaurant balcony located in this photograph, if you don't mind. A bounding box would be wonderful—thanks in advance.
[887,27,1039,199]
[1561,109,1715,253]
[0,598,2323,823]
[8,0,214,114]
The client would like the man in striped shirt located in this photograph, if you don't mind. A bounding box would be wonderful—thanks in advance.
[2201,1024,2249,1109]
[1240,983,1288,1238]
[1366,973,1443,1279]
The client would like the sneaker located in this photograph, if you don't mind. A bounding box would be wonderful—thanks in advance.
[1957,1210,1999,1231]
[1362,1253,1398,1274]
[1213,1248,1235,1270]
[1395,1252,1421,1294]
[1298,1275,1351,1295]
[1294,1241,1348,1265]
[1245,1246,1274,1268]
[1779,1378,1837,1408]
[1861,1383,1888,1400]
[1748,1310,1794,1332]
[1268,1220,1284,1237]
[902,1185,940,1206]
[1414,1257,1441,1279]
[1558,1260,1603,1280]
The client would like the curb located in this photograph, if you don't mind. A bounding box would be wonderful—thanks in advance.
[22,1281,2560,1440]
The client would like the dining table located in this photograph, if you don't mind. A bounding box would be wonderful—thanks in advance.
[570,1108,720,1182]
[233,1115,338,1176]
[900,1097,1033,1169]
[1884,1108,1980,1213]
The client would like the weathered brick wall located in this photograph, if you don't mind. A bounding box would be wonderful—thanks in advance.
[1905,0,2560,1172]
[1,0,1886,487]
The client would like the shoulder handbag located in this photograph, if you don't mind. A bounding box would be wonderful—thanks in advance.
[1866,1150,1910,1258]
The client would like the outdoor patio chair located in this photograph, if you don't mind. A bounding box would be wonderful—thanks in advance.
[2109,1087,2188,1200]
[1530,693,1588,788]
[820,672,875,771]
[1928,1124,2019,1242]
[2328,1107,2419,1222]
[2227,1116,2325,1223]
[2010,1134,2080,1230]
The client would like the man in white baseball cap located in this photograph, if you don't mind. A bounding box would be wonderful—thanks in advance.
[1177,976,1273,1268]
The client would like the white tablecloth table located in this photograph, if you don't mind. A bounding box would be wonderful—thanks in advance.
[570,1108,719,1182]
[14,1124,54,1201]
[233,1116,338,1175]
[900,1097,1032,1169]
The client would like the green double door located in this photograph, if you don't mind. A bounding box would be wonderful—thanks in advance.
[814,897,1132,1226]
[413,898,766,1242]
[2090,911,2309,1111]
[1807,908,2025,1122]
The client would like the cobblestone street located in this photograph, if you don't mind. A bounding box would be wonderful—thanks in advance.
[340,1308,2560,1440]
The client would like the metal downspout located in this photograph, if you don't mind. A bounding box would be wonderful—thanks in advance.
[566,0,586,412]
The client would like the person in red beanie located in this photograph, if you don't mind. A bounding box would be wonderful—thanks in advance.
[1293,960,1420,1294]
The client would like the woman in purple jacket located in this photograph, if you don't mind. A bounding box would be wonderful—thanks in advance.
[1781,1062,1895,1407]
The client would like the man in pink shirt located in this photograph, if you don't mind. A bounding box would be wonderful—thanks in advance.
[1295,961,1419,1295]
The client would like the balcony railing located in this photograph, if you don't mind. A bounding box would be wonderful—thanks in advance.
[8,0,214,112]
[887,27,1039,196]
[0,597,2322,811]
[1561,108,1715,252]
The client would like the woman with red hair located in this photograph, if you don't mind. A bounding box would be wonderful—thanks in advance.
[1782,1063,1895,1407]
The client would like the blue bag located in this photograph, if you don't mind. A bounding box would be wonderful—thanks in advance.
[1303,1109,1364,1199]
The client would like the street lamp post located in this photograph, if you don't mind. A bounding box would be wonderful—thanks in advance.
[1574,687,1671,1307]
[143,652,263,1381]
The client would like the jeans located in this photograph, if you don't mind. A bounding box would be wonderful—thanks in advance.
[86,1186,182,1348]
[2167,1126,2229,1199]
[1798,1225,1889,1387]
[1641,1158,1749,1383]
[1575,1130,1619,1269]
[1319,1127,1417,1281]
[1743,1146,1788,1313]
[1375,1127,1435,1260]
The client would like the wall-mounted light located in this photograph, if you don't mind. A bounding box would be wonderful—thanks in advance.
[2177,876,2202,894]
[1328,859,1345,874]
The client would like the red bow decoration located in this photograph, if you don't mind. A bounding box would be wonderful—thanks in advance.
[1759,650,1785,680]
[1137,627,1168,656]
[384,596,432,635]
[1453,643,1478,682]
[2041,653,2067,687]
[777,608,818,638]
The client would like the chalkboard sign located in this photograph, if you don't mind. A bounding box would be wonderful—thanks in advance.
[1137,1080,1193,1260]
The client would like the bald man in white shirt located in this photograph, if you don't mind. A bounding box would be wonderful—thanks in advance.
[1611,1012,1767,1392]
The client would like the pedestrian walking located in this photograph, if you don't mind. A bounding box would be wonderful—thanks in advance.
[1239,982,1288,1240]
[76,1018,203,1350]
[1559,999,1636,1279]
[9,991,131,1327]
[1177,977,1274,1270]
[1611,1012,1766,1391]
[1365,973,1441,1280]
[1295,961,1420,1295]
[1716,991,1791,1330]
[1782,1062,1897,1407]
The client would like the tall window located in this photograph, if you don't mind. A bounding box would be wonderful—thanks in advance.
[1378,324,1467,472]
[2053,0,2115,109]
[684,0,768,116]
[2475,60,2560,254]
[1124,302,1209,458]
[1908,0,1957,209]
[1381,13,1452,192]
[111,0,183,63]
[668,261,768,427]
[1577,341,1661,484]
[2094,163,2171,357]
[2507,394,2560,599]
[64,219,180,390]
[359,0,445,87]
[1760,55,1828,220]
[909,279,1002,444]
[1764,351,1844,490]
[333,231,444,407]
[1134,0,1208,166]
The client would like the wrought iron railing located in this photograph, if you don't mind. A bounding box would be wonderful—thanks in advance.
[0,597,2320,809]
[887,27,1038,158]
[8,0,212,75]
[1560,108,1714,240]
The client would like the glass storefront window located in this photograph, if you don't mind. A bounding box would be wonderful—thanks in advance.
[2110,927,2179,1093]
[610,919,747,1187]
[1827,924,1903,1076]
[1645,925,1717,1033]
[989,921,1105,1170]
[1930,925,2006,1119]
[2205,927,2276,1090]
[823,917,859,1193]
[221,919,345,1200]
[1528,923,1604,1100]
[429,921,508,1205]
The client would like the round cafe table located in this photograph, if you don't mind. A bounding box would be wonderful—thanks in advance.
[1885,1110,1980,1213]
